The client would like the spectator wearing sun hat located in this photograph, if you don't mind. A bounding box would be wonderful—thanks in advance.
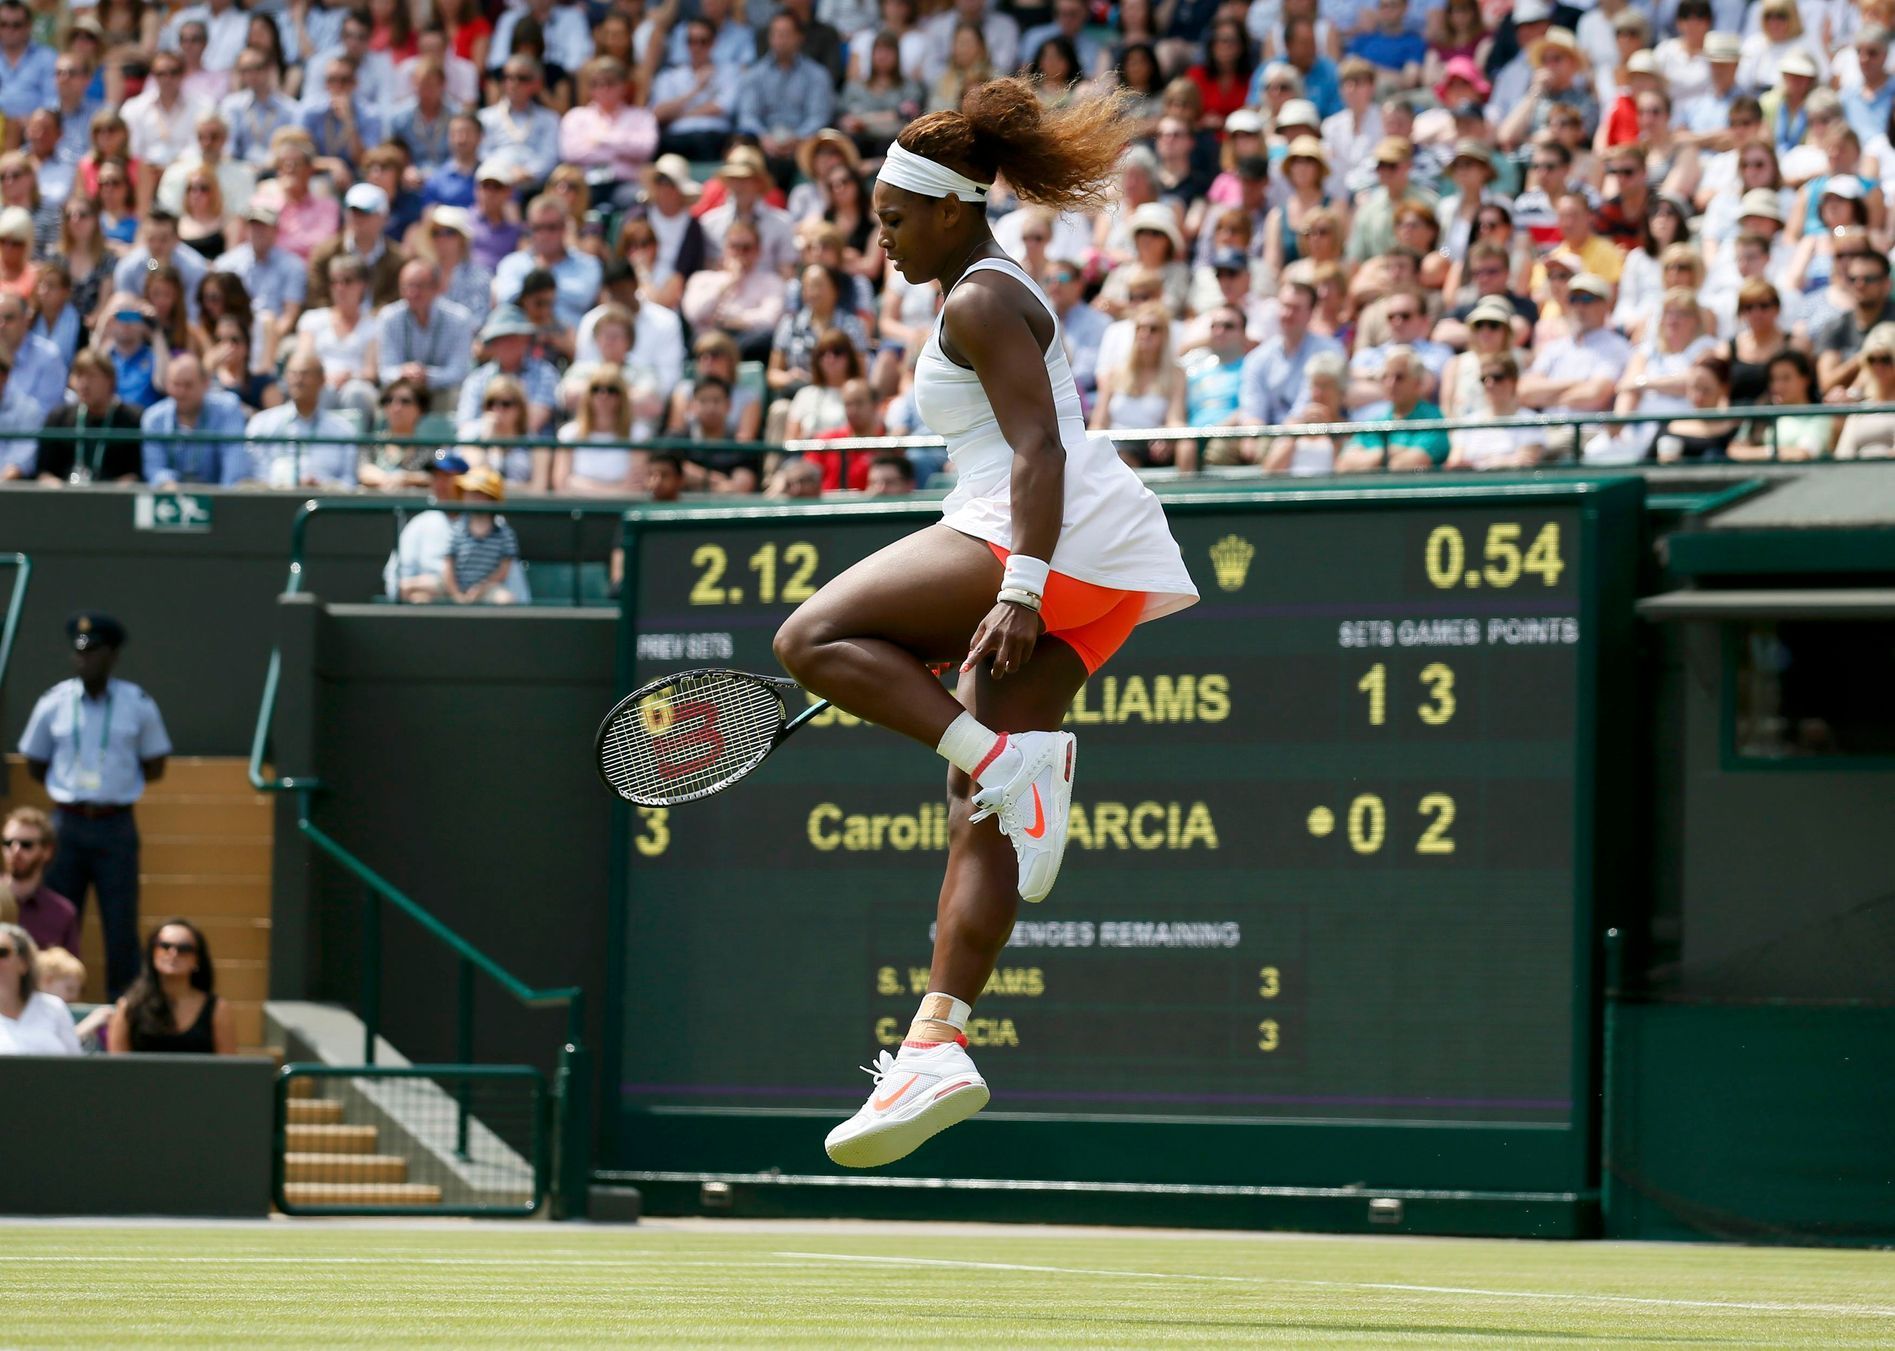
[1681,30,1747,140]
[384,449,468,601]
[1499,28,1597,152]
[468,160,527,272]
[444,467,520,607]
[699,148,799,275]
[420,206,492,331]
[640,156,709,298]
[456,305,560,431]
[212,202,307,361]
[306,183,408,311]
[1434,140,1509,265]
[1741,1,1827,98]
[1097,202,1190,317]
[1348,137,1436,263]
[1488,0,1558,122]
[1520,272,1632,421]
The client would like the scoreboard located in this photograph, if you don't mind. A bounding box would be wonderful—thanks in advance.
[609,479,1641,1207]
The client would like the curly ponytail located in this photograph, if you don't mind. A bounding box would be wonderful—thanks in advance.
[899,77,1137,214]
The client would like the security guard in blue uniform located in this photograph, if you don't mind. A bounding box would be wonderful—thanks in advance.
[19,613,172,996]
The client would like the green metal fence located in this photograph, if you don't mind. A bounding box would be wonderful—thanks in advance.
[31,397,1895,486]
[0,551,30,695]
[249,500,598,1219]
[274,1064,547,1217]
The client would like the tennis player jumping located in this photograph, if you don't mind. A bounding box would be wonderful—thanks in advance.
[773,79,1199,1168]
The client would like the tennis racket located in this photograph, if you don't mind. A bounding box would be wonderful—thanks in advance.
[594,668,834,806]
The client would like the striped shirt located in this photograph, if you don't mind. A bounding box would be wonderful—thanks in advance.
[449,517,519,590]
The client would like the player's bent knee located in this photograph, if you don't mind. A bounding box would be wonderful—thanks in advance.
[772,612,818,681]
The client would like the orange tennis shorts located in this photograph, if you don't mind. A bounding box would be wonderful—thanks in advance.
[988,542,1144,674]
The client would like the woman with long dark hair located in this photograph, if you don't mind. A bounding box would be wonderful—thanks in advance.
[1028,37,1086,108]
[107,918,235,1054]
[773,81,1196,1168]
[1186,20,1253,131]
[1730,348,1835,461]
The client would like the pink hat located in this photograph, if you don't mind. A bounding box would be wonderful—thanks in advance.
[1434,55,1492,103]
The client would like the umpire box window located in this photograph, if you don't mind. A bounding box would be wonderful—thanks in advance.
[1733,621,1895,761]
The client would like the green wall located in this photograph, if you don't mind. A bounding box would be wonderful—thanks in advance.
[6,1054,275,1216]
[1604,1003,1895,1244]
[271,599,616,1084]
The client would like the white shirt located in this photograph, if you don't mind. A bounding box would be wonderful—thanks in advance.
[296,307,377,381]
[384,509,454,596]
[994,209,1091,270]
[123,90,212,169]
[1653,39,1713,107]
[0,992,82,1056]
[920,8,1019,84]
[156,153,257,218]
[1322,105,1383,200]
[490,4,595,76]
[159,4,252,71]
[1528,325,1633,415]
[573,302,686,396]
[1096,315,1188,381]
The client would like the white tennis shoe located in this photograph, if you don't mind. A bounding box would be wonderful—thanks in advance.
[825,1039,989,1169]
[971,729,1077,904]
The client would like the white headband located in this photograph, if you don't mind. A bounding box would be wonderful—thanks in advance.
[877,141,990,203]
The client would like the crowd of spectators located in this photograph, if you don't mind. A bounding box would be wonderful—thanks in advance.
[0,0,1887,493]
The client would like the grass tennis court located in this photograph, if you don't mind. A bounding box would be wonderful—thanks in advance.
[6,1219,1892,1347]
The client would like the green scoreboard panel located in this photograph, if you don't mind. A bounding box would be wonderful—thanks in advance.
[609,479,1641,1211]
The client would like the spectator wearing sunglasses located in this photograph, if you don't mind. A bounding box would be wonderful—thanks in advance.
[0,2,59,140]
[0,923,82,1056]
[0,808,76,958]
[1835,324,1895,456]
[107,918,235,1054]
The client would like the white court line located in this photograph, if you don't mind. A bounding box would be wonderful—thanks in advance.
[0,1255,800,1270]
[773,1251,1895,1319]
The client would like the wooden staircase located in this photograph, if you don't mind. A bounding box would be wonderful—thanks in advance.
[280,1077,444,1206]
[2,754,273,1051]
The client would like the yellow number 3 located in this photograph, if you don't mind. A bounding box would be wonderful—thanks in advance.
[634,806,670,857]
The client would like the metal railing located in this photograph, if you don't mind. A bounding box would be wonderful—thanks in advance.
[249,500,598,1219]
[274,1063,548,1217]
[0,552,31,700]
[24,398,1895,490]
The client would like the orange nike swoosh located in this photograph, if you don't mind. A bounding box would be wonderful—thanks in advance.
[872,1074,920,1111]
[1023,786,1047,839]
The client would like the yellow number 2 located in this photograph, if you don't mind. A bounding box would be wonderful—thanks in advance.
[1416,794,1455,855]
[689,544,729,605]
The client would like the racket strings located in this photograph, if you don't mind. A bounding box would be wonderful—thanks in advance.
[600,672,787,805]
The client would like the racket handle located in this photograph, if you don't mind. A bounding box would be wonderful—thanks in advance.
[783,697,833,733]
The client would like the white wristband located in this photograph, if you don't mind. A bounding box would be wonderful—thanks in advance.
[1002,554,1050,598]
[997,587,1043,612]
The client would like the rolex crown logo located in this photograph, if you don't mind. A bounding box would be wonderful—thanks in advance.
[1209,534,1255,592]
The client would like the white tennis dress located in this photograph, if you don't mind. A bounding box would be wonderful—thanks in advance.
[914,255,1199,623]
